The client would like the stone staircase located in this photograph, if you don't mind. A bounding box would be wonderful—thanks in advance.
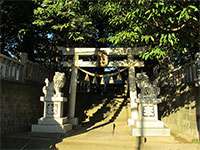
[55,98,200,150]
[82,96,127,130]
[56,96,136,150]
[2,96,199,150]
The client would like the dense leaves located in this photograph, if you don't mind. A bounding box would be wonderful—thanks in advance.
[33,0,97,46]
[32,0,199,63]
[100,0,199,62]
[1,0,199,65]
[0,0,34,59]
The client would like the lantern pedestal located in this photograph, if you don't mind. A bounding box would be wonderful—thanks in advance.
[131,99,170,136]
[32,96,72,133]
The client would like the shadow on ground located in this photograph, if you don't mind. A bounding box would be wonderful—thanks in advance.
[158,78,200,141]
[1,132,62,150]
[1,84,128,150]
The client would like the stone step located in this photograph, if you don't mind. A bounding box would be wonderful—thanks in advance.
[132,127,170,136]
[142,144,200,150]
[135,120,164,128]
[85,98,109,121]
[86,98,125,123]
[38,117,69,125]
[32,123,72,133]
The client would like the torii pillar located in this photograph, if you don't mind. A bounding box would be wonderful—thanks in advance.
[127,52,140,126]
[128,66,138,126]
[68,51,79,125]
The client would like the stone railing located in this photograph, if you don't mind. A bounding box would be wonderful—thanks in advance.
[159,53,200,88]
[184,61,198,84]
[0,54,24,81]
[171,53,200,86]
[171,59,199,86]
[0,53,48,83]
[172,62,196,85]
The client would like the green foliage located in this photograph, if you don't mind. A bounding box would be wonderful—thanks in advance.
[139,47,166,60]
[33,0,97,45]
[32,0,200,61]
[1,0,199,64]
[98,0,199,60]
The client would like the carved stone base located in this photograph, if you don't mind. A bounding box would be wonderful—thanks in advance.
[32,117,72,133]
[38,117,69,125]
[32,124,72,133]
[128,118,136,126]
[131,103,170,136]
[132,127,170,136]
[135,120,164,128]
[32,94,72,133]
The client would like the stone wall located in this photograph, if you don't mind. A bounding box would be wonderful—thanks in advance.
[160,86,200,141]
[0,80,43,136]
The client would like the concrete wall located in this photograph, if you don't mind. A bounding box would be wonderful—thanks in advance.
[160,86,200,141]
[0,80,43,136]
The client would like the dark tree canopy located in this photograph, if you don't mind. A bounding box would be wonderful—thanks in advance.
[0,1,34,59]
[1,0,199,66]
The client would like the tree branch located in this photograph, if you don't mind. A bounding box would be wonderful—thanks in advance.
[153,19,186,32]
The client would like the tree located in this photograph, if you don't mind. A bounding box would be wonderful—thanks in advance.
[0,0,65,68]
[32,0,199,64]
[98,0,199,63]
[2,0,199,66]
[33,0,97,47]
[0,0,34,59]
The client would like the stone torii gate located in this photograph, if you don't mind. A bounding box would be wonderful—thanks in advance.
[58,47,145,127]
[32,47,170,135]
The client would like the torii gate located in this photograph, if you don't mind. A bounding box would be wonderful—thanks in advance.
[58,47,145,126]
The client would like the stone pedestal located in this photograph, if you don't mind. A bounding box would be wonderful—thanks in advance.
[130,73,170,136]
[131,101,170,136]
[32,96,72,133]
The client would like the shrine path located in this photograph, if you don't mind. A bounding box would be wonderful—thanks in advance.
[56,98,199,150]
[2,98,200,150]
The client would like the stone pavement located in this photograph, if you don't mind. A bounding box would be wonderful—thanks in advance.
[55,105,200,150]
[1,99,200,150]
[1,132,63,150]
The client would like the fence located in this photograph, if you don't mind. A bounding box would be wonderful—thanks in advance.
[169,52,200,87]
[171,61,198,86]
[0,53,48,83]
